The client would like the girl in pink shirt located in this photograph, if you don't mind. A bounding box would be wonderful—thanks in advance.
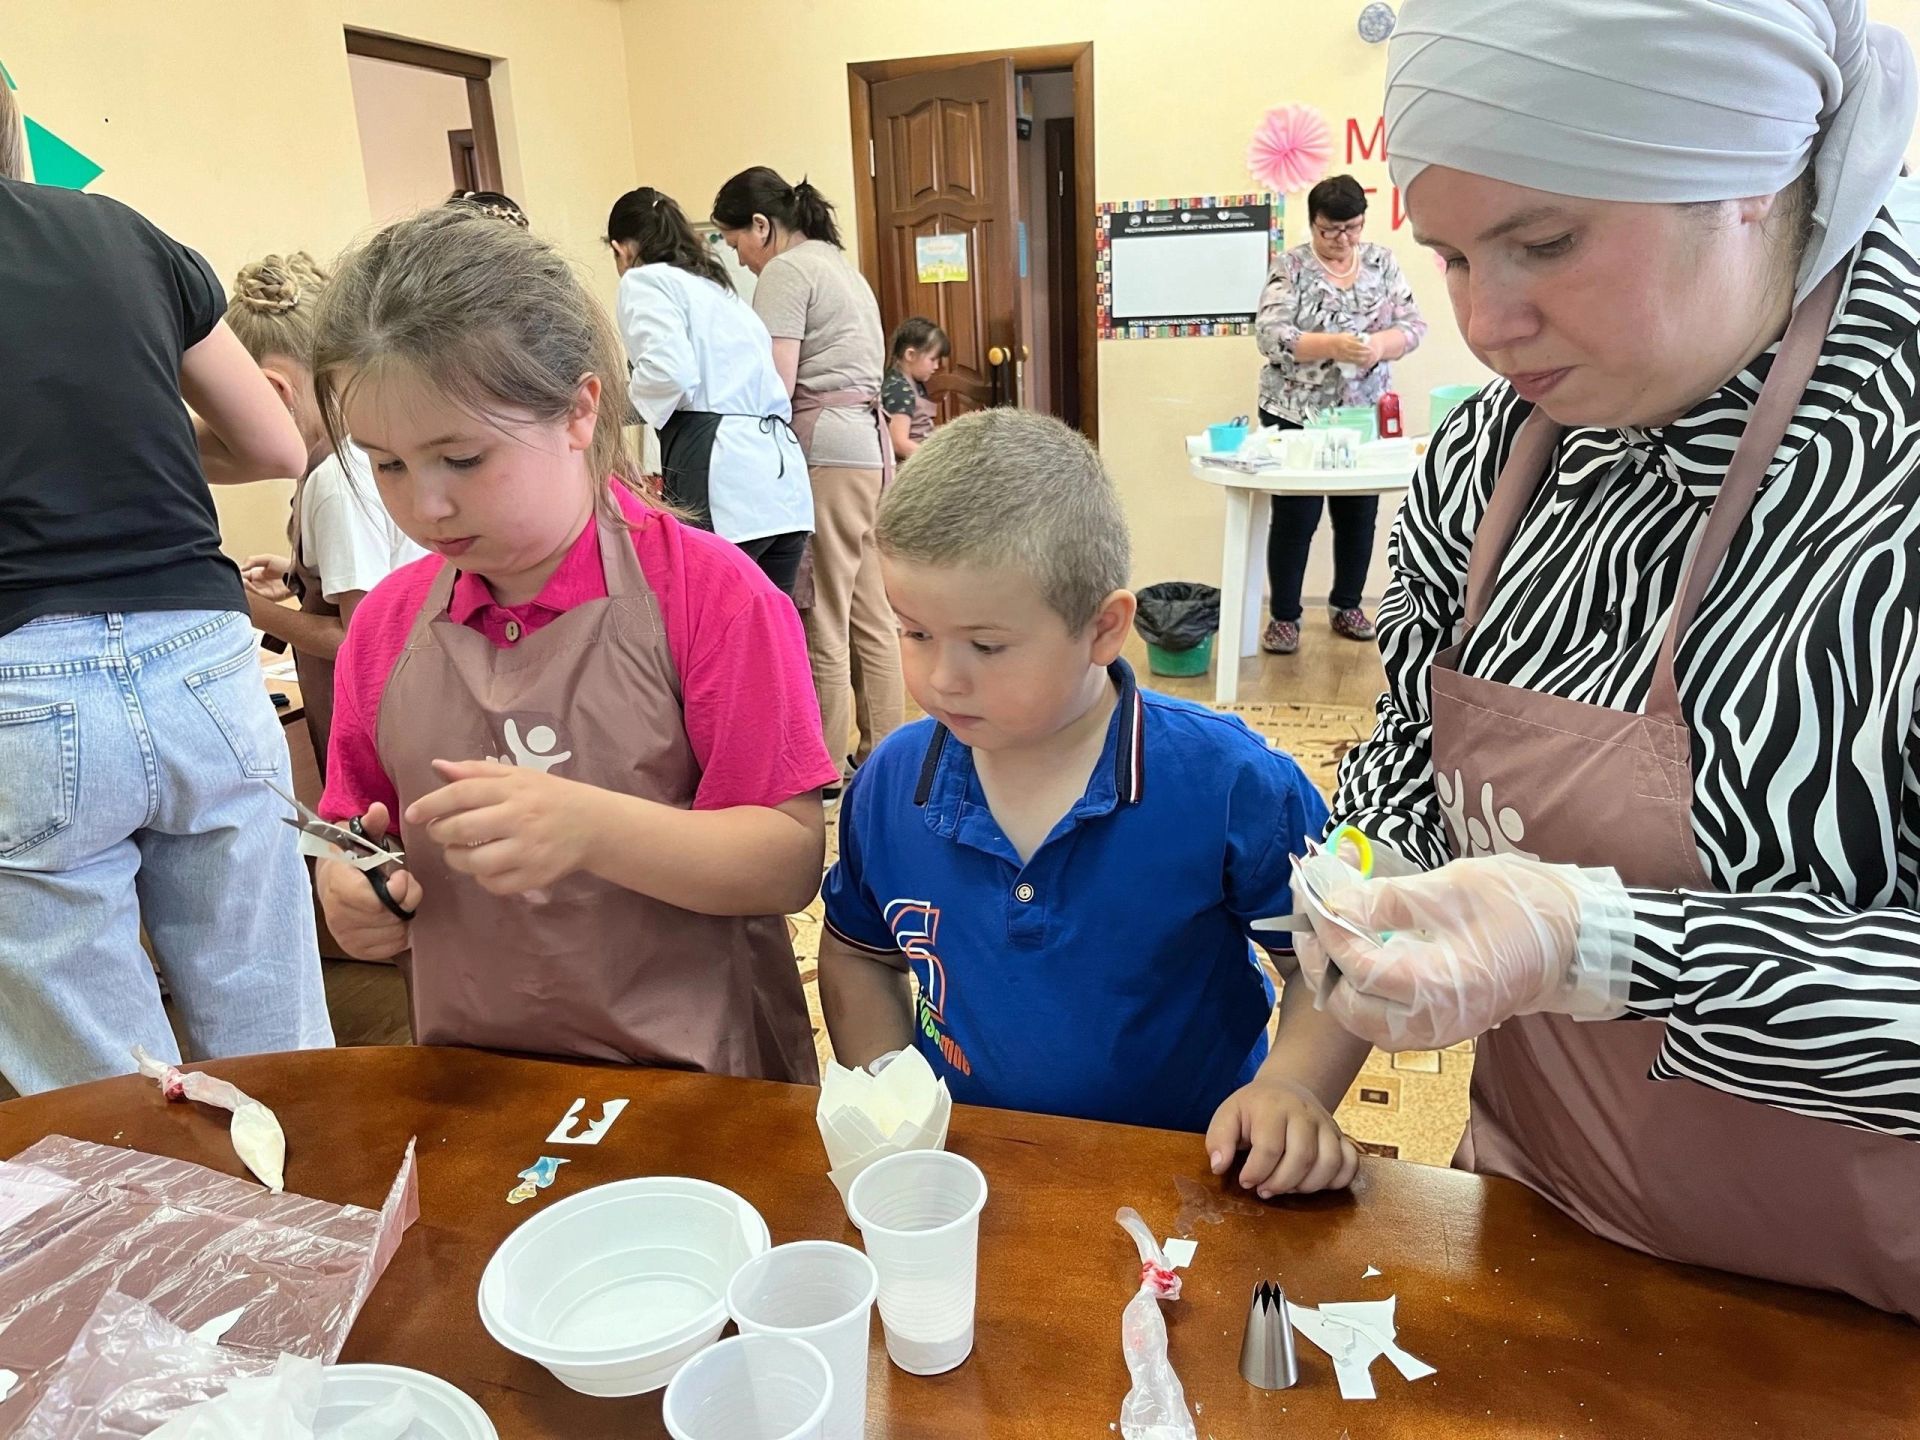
[310,208,836,1080]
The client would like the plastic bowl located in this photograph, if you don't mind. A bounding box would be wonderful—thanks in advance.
[477,1177,770,1397]
[1208,422,1250,453]
[316,1365,497,1439]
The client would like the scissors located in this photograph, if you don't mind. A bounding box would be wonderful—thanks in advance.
[1251,827,1386,1000]
[265,779,417,922]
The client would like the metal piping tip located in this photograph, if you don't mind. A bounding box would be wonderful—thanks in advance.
[1239,1279,1300,1390]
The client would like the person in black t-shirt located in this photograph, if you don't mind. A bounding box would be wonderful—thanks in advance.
[0,110,334,1094]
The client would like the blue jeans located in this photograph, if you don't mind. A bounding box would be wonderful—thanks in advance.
[0,610,332,1094]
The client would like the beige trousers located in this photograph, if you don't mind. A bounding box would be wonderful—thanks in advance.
[804,464,903,777]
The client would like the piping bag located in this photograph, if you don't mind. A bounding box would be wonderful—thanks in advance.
[1115,1207,1197,1440]
[131,1046,287,1192]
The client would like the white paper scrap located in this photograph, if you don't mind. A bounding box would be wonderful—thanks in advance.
[1162,1237,1198,1269]
[190,1306,246,1346]
[546,1097,629,1146]
[1289,1304,1377,1400]
[0,1369,17,1402]
[1363,1265,1381,1279]
[1322,1296,1437,1384]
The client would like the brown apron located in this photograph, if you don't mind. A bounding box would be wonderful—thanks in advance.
[374,513,819,1082]
[786,384,895,613]
[908,388,937,445]
[285,473,338,782]
[1431,265,1920,1318]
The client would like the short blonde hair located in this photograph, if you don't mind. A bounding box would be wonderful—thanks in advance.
[225,252,330,367]
[876,409,1130,631]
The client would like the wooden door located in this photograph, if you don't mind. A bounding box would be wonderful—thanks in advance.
[871,59,1021,419]
[1044,116,1081,429]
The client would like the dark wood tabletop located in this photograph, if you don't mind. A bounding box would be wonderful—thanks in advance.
[1,1046,1912,1438]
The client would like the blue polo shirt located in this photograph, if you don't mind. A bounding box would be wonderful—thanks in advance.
[822,660,1328,1133]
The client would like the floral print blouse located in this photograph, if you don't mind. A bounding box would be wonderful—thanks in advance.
[1255,241,1427,423]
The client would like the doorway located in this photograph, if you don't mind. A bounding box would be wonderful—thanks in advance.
[344,31,503,225]
[848,43,1097,443]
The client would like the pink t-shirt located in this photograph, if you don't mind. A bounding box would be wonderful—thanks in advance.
[321,490,839,822]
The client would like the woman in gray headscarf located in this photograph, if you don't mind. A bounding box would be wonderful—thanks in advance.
[1293,0,1920,1316]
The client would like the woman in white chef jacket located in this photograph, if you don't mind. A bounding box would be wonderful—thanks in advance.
[607,186,812,597]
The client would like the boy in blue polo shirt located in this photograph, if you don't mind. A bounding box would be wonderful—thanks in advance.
[819,410,1372,1197]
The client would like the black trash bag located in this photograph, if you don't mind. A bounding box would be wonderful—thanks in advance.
[1133,582,1221,652]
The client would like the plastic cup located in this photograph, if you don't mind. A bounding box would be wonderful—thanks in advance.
[662,1334,833,1440]
[727,1242,877,1440]
[845,1150,988,1376]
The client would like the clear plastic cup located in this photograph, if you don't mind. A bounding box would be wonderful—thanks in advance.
[661,1333,833,1440]
[845,1150,988,1376]
[727,1242,877,1440]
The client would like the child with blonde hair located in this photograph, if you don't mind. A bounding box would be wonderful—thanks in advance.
[821,410,1367,1194]
[311,208,836,1076]
[224,251,423,777]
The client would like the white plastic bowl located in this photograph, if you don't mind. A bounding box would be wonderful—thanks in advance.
[315,1365,497,1439]
[478,1177,770,1397]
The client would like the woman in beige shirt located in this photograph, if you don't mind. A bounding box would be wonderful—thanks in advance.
[715,167,902,793]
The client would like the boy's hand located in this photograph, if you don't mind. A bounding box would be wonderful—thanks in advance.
[316,803,421,960]
[1205,1075,1360,1197]
[405,759,600,895]
[241,553,293,601]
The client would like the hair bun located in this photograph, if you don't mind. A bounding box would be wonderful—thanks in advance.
[233,252,327,315]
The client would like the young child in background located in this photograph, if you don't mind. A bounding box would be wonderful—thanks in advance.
[224,252,425,780]
[882,317,947,462]
[309,208,838,1079]
[819,410,1369,1196]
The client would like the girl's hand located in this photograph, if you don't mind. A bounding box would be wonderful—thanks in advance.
[315,803,421,959]
[242,553,294,601]
[404,759,603,895]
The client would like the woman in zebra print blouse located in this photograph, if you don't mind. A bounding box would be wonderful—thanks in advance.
[1292,0,1920,1317]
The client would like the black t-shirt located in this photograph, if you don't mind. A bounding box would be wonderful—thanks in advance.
[0,178,243,638]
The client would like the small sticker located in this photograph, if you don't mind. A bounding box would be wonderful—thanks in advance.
[507,1155,570,1204]
[546,1097,629,1146]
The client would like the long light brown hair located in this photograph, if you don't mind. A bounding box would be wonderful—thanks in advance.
[310,207,643,520]
[0,81,23,183]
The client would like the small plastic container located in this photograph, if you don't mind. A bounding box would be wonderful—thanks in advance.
[845,1151,988,1376]
[315,1365,498,1440]
[477,1177,769,1396]
[1208,422,1250,453]
[662,1334,834,1440]
[727,1242,878,1440]
[1430,382,1479,432]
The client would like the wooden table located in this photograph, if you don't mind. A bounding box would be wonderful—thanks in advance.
[1189,440,1416,704]
[1,1048,1912,1438]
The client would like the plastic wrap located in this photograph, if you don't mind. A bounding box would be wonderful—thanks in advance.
[0,1135,418,1433]
[1113,1207,1196,1440]
[131,1047,287,1192]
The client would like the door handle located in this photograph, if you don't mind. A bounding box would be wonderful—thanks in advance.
[987,345,1009,366]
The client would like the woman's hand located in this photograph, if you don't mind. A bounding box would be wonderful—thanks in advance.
[1299,854,1634,1051]
[1329,332,1373,366]
[241,553,293,601]
[404,759,604,895]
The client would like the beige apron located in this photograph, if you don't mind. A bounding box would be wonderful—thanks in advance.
[1432,266,1920,1318]
[374,512,819,1082]
[285,473,338,781]
[787,384,894,613]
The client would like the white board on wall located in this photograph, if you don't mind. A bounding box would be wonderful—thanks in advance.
[1110,227,1272,323]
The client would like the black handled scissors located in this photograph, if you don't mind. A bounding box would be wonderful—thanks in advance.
[265,779,417,922]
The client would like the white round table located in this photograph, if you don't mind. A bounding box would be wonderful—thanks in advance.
[1188,439,1418,703]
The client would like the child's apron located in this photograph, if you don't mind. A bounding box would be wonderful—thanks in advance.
[374,511,819,1082]
[1429,265,1920,1317]
[284,472,338,782]
[908,386,937,445]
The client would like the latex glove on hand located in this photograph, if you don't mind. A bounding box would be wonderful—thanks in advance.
[1302,854,1635,1052]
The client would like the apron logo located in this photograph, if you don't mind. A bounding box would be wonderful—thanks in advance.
[1437,769,1539,861]
[883,898,974,1077]
[491,718,573,775]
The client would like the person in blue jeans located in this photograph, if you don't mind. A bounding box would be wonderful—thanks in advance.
[0,88,333,1094]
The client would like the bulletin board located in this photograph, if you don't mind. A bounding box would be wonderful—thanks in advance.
[1096,194,1282,339]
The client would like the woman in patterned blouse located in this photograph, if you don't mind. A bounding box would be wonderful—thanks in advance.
[1292,0,1920,1319]
[1253,175,1425,656]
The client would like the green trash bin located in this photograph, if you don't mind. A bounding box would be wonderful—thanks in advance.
[1135,582,1220,678]
[1146,632,1215,677]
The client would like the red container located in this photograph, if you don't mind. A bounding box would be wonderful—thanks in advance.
[1377,390,1404,439]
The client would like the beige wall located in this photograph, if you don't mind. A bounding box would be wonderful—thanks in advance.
[622,0,1920,597]
[2,0,635,562]
[347,53,473,226]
